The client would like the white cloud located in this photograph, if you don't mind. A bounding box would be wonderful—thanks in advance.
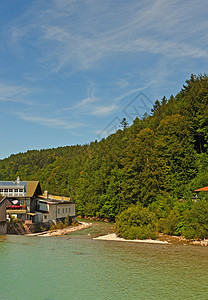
[17,112,84,130]
[6,0,208,72]
[0,83,35,105]
[2,0,208,123]
[59,97,117,117]
[58,82,118,117]
[115,86,149,103]
[57,82,97,112]
[90,104,117,116]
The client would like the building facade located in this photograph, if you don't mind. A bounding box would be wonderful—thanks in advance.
[38,193,76,224]
[0,177,42,223]
[0,178,76,232]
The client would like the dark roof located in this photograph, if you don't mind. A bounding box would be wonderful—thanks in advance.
[194,186,208,192]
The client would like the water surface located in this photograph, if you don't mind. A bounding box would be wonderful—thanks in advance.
[0,224,208,299]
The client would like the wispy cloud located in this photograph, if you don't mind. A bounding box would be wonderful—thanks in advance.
[1,0,208,159]
[17,112,84,130]
[6,0,208,72]
[0,83,35,105]
[115,86,149,103]
[3,0,208,122]
[90,104,117,116]
[59,82,97,112]
[58,83,118,117]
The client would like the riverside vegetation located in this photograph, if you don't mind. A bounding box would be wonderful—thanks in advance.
[1,74,208,240]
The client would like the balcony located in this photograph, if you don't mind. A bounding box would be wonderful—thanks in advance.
[6,205,27,215]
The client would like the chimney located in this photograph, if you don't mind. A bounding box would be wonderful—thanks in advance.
[17,176,20,184]
[44,190,48,199]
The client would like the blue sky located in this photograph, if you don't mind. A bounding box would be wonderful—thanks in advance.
[1,0,208,159]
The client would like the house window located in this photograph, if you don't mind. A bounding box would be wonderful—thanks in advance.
[19,189,23,193]
[68,208,70,213]
[4,189,8,193]
[44,215,47,220]
[66,208,67,213]
[63,208,64,213]
[0,189,3,193]
[9,189,13,193]
[15,189,18,193]
[58,209,60,214]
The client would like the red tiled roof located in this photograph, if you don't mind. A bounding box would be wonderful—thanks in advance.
[194,186,208,192]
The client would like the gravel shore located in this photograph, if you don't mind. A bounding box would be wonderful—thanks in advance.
[25,222,91,237]
[93,233,169,244]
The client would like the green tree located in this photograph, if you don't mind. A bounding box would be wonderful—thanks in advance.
[115,203,156,240]
[183,200,208,239]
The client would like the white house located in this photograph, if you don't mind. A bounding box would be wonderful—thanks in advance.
[37,191,76,224]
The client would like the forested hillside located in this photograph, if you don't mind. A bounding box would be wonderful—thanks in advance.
[1,74,208,239]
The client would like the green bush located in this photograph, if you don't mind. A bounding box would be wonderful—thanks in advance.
[183,200,208,239]
[156,209,181,235]
[123,225,157,240]
[115,203,157,240]
[49,221,65,230]
[64,215,72,227]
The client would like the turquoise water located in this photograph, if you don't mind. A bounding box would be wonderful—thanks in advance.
[0,230,208,300]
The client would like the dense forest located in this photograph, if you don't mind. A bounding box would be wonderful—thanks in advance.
[1,74,208,239]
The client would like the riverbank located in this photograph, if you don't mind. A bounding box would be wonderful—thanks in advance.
[93,231,208,246]
[157,233,208,246]
[25,220,208,246]
[25,222,92,237]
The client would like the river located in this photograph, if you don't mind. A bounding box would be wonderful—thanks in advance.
[0,221,208,299]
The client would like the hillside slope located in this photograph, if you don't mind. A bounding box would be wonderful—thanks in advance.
[1,74,208,239]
